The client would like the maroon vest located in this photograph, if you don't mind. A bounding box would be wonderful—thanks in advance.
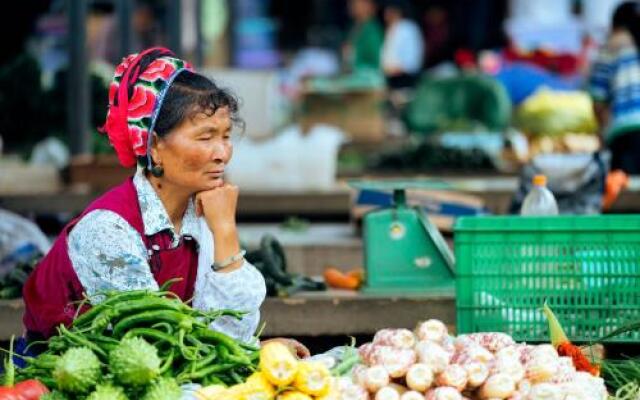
[22,178,198,338]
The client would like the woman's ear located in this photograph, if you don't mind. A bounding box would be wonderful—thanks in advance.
[149,132,162,165]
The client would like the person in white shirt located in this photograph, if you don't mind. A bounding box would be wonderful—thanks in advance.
[381,0,425,89]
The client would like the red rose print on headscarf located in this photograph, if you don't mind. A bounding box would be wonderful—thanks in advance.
[129,126,149,157]
[140,60,177,82]
[127,85,157,119]
[114,54,138,76]
[100,47,193,168]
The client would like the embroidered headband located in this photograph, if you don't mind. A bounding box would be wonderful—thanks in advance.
[100,47,193,168]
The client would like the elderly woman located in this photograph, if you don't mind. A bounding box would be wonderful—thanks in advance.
[22,47,307,356]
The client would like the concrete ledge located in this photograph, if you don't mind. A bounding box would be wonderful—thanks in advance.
[261,290,455,336]
[0,290,455,339]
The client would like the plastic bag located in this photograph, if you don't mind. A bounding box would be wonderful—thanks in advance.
[226,124,345,191]
[0,209,50,298]
[510,151,609,214]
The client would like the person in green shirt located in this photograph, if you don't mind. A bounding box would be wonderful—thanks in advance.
[344,0,384,71]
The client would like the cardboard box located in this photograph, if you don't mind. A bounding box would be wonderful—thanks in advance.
[69,155,134,192]
[351,188,486,233]
[0,160,61,195]
[300,90,386,142]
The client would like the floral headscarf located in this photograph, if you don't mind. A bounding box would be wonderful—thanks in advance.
[101,47,193,168]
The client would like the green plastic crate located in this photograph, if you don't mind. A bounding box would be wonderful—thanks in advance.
[455,215,640,343]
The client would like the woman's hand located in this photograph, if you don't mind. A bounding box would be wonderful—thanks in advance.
[196,183,239,234]
[262,338,311,359]
[196,184,243,272]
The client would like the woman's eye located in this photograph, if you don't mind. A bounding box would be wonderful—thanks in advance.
[197,135,211,141]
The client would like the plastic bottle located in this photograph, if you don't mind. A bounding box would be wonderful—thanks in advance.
[520,174,559,215]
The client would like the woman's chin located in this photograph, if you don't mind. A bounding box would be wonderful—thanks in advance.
[202,177,225,190]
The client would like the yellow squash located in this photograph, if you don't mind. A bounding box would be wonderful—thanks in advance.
[259,342,299,387]
[277,391,313,400]
[293,361,331,396]
[243,372,276,400]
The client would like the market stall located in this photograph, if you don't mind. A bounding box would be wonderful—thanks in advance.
[3,2,640,398]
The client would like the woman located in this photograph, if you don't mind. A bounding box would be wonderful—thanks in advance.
[22,47,307,356]
[589,1,640,174]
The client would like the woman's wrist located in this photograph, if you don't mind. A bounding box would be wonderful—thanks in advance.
[209,219,237,235]
[211,219,242,272]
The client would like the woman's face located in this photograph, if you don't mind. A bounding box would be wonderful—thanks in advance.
[152,107,233,193]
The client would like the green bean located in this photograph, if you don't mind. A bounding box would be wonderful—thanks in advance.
[177,363,235,381]
[193,328,251,364]
[58,325,107,358]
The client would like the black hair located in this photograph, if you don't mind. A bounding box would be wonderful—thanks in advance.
[383,0,414,19]
[612,1,640,53]
[153,70,244,138]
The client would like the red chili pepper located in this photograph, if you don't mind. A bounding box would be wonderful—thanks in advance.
[0,336,49,400]
[556,342,601,376]
[543,302,600,376]
[0,387,22,400]
[0,380,49,400]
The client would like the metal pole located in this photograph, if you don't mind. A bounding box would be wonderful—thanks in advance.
[67,0,91,156]
[195,0,204,67]
[228,0,236,66]
[167,0,182,57]
[117,0,133,57]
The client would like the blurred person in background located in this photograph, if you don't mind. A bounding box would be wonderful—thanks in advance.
[590,1,640,174]
[381,0,424,89]
[343,0,384,72]
[421,5,451,69]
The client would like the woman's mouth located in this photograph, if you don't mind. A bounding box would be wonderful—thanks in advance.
[206,171,224,178]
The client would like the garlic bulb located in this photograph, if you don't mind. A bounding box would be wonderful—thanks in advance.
[528,345,558,360]
[363,365,390,393]
[416,319,449,343]
[517,379,532,396]
[452,343,494,365]
[365,345,416,378]
[338,377,370,400]
[464,361,490,388]
[458,333,515,353]
[527,383,563,400]
[374,329,417,349]
[478,373,516,399]
[401,391,427,400]
[375,384,407,400]
[352,364,368,386]
[375,387,401,400]
[525,355,559,383]
[415,340,451,373]
[425,387,463,400]
[406,363,434,392]
[493,355,525,382]
[436,364,468,391]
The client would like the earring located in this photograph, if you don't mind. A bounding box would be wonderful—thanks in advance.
[150,164,164,177]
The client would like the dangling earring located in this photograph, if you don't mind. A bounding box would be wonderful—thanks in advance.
[150,164,164,177]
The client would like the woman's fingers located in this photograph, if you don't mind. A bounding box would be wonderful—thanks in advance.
[293,340,311,359]
[265,338,311,359]
[196,184,239,233]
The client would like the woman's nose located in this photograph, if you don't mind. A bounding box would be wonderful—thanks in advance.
[211,141,231,163]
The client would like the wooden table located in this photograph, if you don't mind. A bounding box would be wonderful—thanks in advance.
[2,176,639,217]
